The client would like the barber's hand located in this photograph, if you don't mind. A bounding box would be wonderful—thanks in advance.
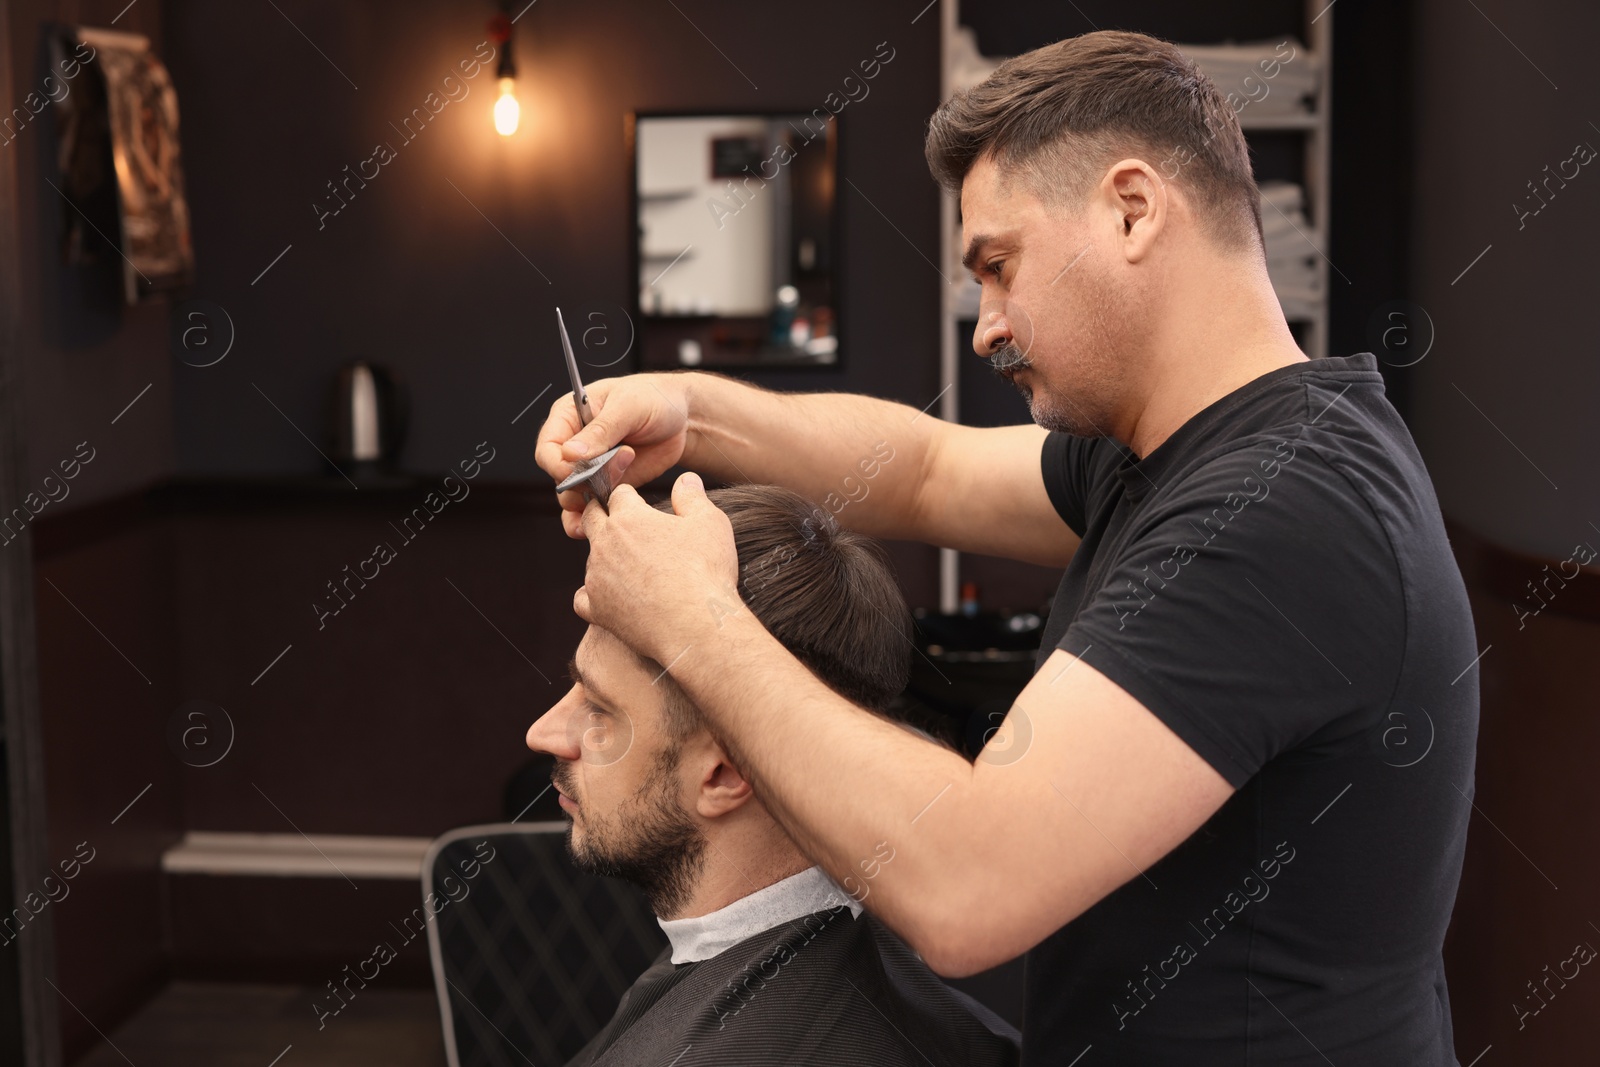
[574,472,742,666]
[535,373,695,538]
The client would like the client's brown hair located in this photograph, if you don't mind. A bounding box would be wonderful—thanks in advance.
[648,484,912,736]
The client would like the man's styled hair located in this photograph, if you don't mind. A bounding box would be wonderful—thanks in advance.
[647,485,912,738]
[925,29,1263,254]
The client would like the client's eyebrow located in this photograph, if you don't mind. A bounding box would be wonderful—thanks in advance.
[567,655,614,707]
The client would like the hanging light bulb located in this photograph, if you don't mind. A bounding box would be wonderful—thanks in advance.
[494,76,520,137]
[488,9,519,137]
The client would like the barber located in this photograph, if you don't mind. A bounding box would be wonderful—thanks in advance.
[537,29,1477,1067]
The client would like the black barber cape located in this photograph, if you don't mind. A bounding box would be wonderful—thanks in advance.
[565,904,1020,1067]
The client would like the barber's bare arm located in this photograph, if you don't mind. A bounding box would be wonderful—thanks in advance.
[535,371,1078,567]
[577,477,1233,976]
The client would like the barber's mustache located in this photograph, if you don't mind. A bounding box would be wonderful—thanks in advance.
[989,343,1031,375]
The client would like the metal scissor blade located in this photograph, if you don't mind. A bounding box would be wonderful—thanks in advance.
[554,307,618,508]
[557,307,593,424]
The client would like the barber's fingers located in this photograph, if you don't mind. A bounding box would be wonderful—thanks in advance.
[534,377,647,472]
[579,495,610,541]
[563,379,656,461]
[669,473,735,564]
[606,483,642,511]
[555,448,635,538]
[561,507,585,539]
[533,391,588,481]
[575,486,643,619]
[670,470,708,515]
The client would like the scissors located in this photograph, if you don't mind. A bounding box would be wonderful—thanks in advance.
[553,307,624,509]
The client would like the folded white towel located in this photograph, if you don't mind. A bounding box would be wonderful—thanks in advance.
[1178,37,1319,118]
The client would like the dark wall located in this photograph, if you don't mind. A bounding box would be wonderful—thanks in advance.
[1406,0,1600,1061]
[1408,0,1600,560]
[160,0,943,488]
[166,485,585,837]
[32,521,183,1064]
[1443,535,1600,1062]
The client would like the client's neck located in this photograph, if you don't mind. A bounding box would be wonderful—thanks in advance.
[657,830,814,921]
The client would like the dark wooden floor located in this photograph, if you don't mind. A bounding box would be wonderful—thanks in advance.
[73,981,447,1067]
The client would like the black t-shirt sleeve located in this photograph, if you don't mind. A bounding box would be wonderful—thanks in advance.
[1040,431,1097,537]
[1056,437,1406,788]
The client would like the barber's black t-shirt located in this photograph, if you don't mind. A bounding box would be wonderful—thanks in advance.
[1024,352,1478,1066]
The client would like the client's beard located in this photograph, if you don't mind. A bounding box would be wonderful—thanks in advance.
[555,749,707,918]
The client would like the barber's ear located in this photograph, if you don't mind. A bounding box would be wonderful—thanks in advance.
[690,735,755,818]
[1111,161,1164,262]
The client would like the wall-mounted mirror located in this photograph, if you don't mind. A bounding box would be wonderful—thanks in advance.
[631,112,838,369]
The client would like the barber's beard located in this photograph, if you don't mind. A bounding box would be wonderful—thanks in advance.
[990,271,1128,440]
[991,343,1103,437]
[556,748,707,918]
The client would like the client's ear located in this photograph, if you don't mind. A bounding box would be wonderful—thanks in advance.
[684,733,756,819]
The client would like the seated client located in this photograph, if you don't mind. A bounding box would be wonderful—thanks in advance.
[526,484,1019,1067]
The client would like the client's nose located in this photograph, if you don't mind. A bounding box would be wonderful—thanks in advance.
[526,687,583,760]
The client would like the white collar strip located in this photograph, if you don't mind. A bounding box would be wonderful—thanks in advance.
[656,865,863,965]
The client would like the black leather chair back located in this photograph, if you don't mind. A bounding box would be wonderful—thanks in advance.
[423,822,668,1067]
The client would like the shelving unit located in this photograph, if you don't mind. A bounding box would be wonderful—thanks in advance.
[933,0,1333,612]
